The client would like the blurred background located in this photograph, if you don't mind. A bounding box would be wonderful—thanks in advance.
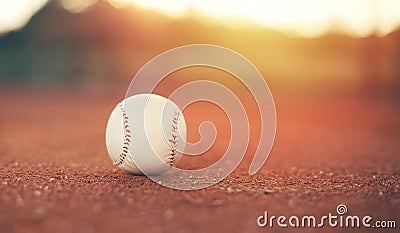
[0,0,399,98]
[0,3,399,232]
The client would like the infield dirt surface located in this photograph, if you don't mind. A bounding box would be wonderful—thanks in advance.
[0,89,399,233]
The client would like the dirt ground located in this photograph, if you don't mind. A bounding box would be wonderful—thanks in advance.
[0,88,399,233]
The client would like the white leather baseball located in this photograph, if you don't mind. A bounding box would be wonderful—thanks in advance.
[105,94,186,175]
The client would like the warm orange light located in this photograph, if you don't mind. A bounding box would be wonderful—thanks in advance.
[0,0,399,37]
[61,0,98,13]
[0,0,47,34]
[118,0,400,37]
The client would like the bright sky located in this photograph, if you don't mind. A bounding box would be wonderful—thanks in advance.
[0,0,400,37]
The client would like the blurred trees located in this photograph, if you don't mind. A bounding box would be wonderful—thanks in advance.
[0,0,398,96]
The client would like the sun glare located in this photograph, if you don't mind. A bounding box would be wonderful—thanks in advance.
[61,0,98,13]
[0,0,399,37]
[120,0,400,37]
[0,0,48,34]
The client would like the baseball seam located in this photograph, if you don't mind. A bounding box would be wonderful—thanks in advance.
[168,111,180,166]
[114,104,131,166]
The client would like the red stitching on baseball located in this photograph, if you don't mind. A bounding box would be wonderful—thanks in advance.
[168,110,180,166]
[114,104,132,166]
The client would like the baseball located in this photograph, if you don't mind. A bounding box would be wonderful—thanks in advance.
[105,94,186,175]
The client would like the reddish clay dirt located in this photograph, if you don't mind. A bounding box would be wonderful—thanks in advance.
[0,88,399,233]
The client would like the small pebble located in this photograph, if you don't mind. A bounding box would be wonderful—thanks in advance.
[33,190,42,198]
[263,189,274,195]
